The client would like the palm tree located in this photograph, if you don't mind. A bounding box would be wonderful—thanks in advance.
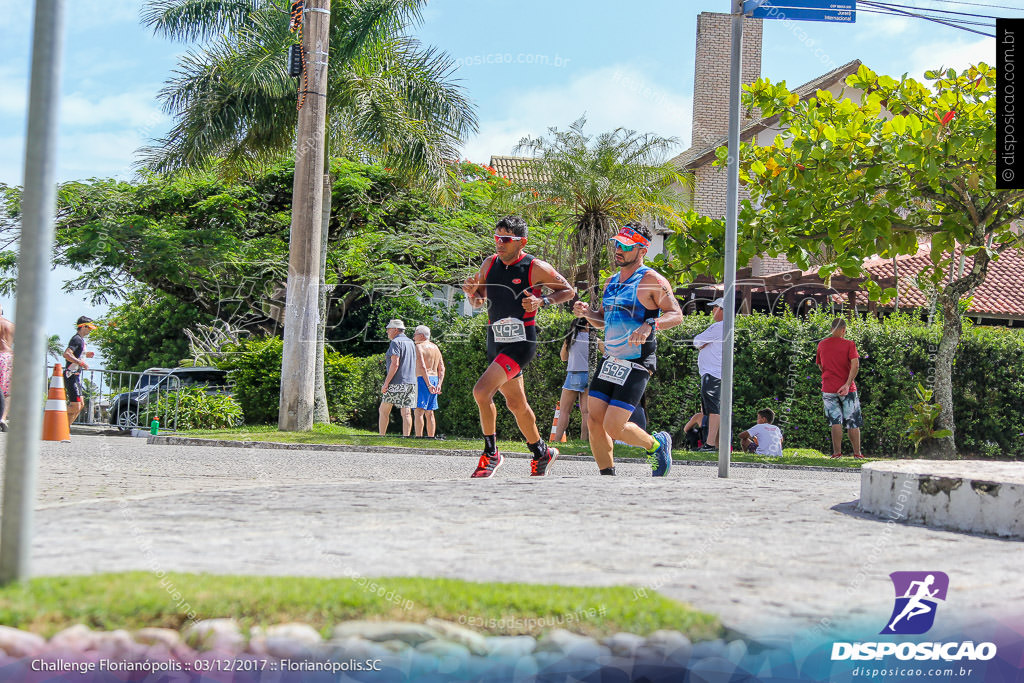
[140,0,477,422]
[47,335,64,364]
[509,117,692,380]
[512,116,691,295]
[139,0,478,186]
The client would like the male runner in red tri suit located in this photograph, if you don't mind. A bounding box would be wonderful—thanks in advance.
[462,216,576,478]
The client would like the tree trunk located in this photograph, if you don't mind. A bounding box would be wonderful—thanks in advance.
[920,291,961,459]
[313,173,332,424]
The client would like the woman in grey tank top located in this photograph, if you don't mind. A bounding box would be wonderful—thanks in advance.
[551,319,603,442]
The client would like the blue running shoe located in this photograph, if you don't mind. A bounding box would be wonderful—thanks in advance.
[649,431,672,477]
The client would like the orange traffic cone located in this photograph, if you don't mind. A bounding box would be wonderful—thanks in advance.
[549,401,567,443]
[43,364,71,442]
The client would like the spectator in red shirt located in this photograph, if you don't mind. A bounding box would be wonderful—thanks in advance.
[815,318,864,459]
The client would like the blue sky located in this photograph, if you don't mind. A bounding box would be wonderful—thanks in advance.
[0,0,1007,364]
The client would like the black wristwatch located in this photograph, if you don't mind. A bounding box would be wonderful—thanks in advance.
[644,318,658,331]
[541,296,551,308]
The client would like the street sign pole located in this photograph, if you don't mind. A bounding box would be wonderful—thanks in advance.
[719,0,744,478]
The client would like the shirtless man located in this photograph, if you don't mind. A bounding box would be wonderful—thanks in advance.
[0,305,13,431]
[413,325,445,438]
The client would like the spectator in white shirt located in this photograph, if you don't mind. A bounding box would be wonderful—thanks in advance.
[739,408,784,457]
[692,297,725,451]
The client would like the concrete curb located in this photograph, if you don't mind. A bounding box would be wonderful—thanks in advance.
[148,435,859,473]
[859,460,1024,539]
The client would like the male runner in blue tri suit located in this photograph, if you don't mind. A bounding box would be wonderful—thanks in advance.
[573,223,683,476]
[461,216,576,478]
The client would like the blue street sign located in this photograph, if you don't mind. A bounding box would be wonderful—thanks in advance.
[743,0,856,22]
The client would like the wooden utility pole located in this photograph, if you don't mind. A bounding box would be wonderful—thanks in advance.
[279,0,330,431]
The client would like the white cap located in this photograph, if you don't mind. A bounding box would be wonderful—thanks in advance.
[414,325,431,339]
[711,297,725,309]
[386,319,405,330]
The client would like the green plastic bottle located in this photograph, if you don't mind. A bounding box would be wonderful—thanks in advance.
[150,418,159,436]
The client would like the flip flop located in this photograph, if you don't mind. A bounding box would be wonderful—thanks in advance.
[853,454,866,459]
[830,453,843,459]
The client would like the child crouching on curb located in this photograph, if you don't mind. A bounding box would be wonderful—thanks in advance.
[738,408,784,457]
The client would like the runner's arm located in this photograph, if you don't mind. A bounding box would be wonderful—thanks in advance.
[629,271,682,346]
[521,260,575,312]
[573,282,609,328]
[461,259,491,308]
[63,345,88,370]
[645,271,683,331]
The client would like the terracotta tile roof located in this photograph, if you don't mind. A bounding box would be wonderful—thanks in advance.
[488,155,547,184]
[671,59,863,170]
[851,246,1024,318]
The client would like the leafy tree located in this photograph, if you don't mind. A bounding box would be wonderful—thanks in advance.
[90,287,215,372]
[736,63,1022,458]
[0,159,500,352]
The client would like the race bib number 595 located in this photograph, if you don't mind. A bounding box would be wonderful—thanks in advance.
[492,317,527,343]
[597,357,632,386]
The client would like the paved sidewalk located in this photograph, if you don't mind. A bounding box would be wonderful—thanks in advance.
[2,435,1019,640]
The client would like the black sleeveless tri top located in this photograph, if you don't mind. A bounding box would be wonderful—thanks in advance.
[484,253,541,325]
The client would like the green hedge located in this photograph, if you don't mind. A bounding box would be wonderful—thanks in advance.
[218,311,1024,458]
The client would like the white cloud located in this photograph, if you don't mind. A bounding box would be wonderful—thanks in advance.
[60,130,152,181]
[461,65,692,164]
[856,11,913,38]
[61,90,168,129]
[905,37,995,81]
[0,136,24,186]
[0,67,27,117]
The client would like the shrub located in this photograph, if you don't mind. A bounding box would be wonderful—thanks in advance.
[215,310,1024,458]
[218,337,284,424]
[155,386,243,430]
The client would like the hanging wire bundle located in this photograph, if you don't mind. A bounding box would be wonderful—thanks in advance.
[289,0,308,110]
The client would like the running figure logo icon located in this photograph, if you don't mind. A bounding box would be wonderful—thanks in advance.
[881,571,949,635]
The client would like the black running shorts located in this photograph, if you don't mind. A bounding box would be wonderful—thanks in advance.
[486,325,538,380]
[588,357,651,412]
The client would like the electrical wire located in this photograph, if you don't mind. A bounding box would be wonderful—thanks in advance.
[858,0,997,36]
[866,0,1000,19]
[905,0,1024,11]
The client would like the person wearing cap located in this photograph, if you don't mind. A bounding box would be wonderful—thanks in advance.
[379,319,417,436]
[573,222,684,477]
[461,215,576,478]
[63,316,97,425]
[412,325,445,438]
[692,297,725,451]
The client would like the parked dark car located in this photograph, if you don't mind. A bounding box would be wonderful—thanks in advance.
[108,367,230,431]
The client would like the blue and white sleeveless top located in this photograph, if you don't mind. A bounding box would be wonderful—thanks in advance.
[602,266,660,370]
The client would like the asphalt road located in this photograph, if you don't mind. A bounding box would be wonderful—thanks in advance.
[1,435,1019,641]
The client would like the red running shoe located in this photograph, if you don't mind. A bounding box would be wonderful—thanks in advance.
[530,445,560,477]
[471,451,503,478]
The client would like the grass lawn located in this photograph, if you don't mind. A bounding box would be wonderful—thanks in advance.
[0,573,722,640]
[182,424,868,468]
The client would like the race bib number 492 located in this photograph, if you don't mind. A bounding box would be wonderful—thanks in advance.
[492,317,527,343]
[597,357,632,386]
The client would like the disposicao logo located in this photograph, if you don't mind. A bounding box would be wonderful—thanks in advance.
[831,571,997,663]
[881,571,948,635]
